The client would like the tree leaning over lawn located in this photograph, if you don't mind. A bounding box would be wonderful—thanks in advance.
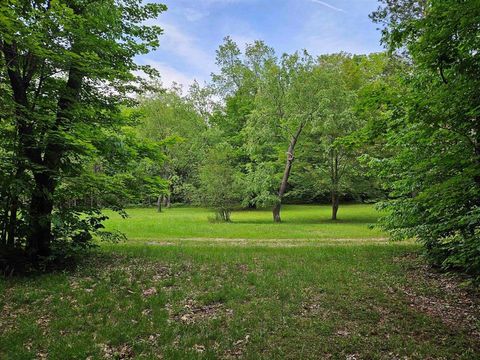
[370,0,480,276]
[246,52,317,222]
[0,0,166,263]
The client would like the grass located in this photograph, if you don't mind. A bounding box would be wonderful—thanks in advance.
[1,205,479,359]
[104,204,384,242]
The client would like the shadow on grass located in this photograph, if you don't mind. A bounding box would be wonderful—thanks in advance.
[233,217,378,225]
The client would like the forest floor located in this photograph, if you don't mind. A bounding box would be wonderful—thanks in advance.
[1,205,480,359]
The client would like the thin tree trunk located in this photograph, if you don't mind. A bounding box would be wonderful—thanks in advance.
[6,198,18,247]
[272,123,304,223]
[157,195,163,212]
[330,150,340,220]
[331,190,339,220]
[164,194,171,208]
[0,199,9,247]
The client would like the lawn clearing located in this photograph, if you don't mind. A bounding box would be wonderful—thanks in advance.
[103,204,384,242]
[1,205,479,359]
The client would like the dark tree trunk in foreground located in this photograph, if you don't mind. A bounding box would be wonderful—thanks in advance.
[2,36,84,259]
[27,66,82,259]
[273,123,304,223]
[27,173,55,258]
[26,66,84,259]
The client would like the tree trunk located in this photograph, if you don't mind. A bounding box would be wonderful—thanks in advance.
[330,147,340,220]
[27,173,55,259]
[6,198,18,247]
[26,62,83,259]
[331,190,339,220]
[272,203,281,223]
[272,123,304,223]
[157,195,163,212]
[163,194,171,208]
[0,200,9,247]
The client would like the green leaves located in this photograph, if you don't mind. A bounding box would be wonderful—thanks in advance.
[369,0,480,278]
[0,0,167,262]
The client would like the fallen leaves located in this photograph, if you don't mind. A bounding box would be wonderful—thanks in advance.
[224,335,250,358]
[193,344,206,353]
[172,299,233,324]
[142,287,157,297]
[101,343,134,359]
[396,254,480,338]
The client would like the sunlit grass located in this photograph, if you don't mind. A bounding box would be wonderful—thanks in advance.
[2,205,478,359]
[104,204,384,242]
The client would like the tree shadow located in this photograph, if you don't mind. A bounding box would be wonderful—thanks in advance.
[233,217,377,225]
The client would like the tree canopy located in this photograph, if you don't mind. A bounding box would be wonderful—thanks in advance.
[0,0,166,265]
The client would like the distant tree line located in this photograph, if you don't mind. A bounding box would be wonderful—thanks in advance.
[139,45,390,223]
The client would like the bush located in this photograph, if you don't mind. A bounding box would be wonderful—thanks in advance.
[197,144,243,222]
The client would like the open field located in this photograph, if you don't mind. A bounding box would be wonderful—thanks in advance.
[104,205,385,242]
[1,205,479,359]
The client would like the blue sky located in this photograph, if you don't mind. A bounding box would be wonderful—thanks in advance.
[140,0,384,89]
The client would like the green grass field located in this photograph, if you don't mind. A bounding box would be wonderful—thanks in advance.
[1,205,479,359]
[104,204,384,242]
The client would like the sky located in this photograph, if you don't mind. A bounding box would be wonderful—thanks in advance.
[139,0,385,89]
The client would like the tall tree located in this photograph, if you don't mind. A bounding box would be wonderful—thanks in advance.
[0,0,166,262]
[246,52,318,222]
[139,86,207,208]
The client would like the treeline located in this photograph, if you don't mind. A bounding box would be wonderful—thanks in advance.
[137,0,480,278]
[138,44,391,222]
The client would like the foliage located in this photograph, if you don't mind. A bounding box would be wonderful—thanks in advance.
[0,0,166,267]
[196,144,242,222]
[138,87,207,206]
[369,0,480,277]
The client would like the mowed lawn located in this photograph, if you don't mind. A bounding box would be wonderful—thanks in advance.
[1,205,479,359]
[103,204,385,242]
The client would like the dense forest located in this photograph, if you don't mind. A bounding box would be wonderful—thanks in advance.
[0,0,479,280]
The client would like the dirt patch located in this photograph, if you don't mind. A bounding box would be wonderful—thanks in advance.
[298,287,326,317]
[398,254,480,338]
[143,237,388,248]
[171,299,233,324]
[223,335,250,358]
[100,343,134,359]
[144,241,175,247]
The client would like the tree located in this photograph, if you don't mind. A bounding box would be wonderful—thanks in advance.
[138,86,207,209]
[0,0,166,264]
[245,51,318,222]
[197,144,242,222]
[369,0,480,276]
[306,54,388,220]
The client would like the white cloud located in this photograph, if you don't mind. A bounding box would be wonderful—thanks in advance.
[184,8,208,22]
[154,23,215,73]
[142,60,198,90]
